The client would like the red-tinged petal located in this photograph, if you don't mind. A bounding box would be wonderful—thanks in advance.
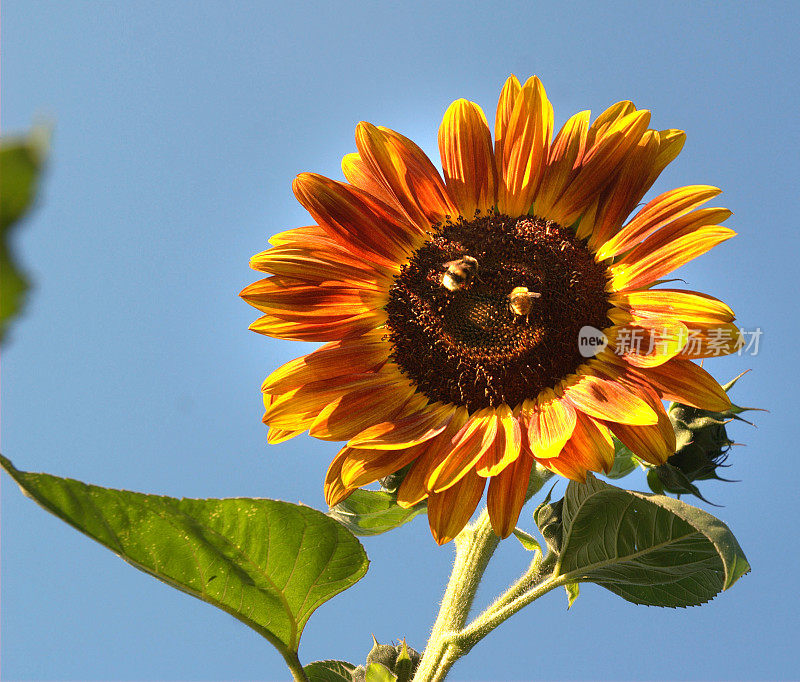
[324,447,355,507]
[647,129,686,187]
[563,371,658,425]
[609,289,735,324]
[339,442,428,489]
[250,242,391,285]
[266,427,303,444]
[293,172,417,267]
[341,152,408,215]
[626,358,731,411]
[549,412,615,477]
[261,331,389,394]
[347,402,456,450]
[475,408,522,477]
[552,109,651,225]
[248,311,382,342]
[262,371,395,430]
[487,449,534,538]
[308,366,416,441]
[613,318,689,368]
[586,131,661,252]
[527,389,577,459]
[494,75,522,157]
[240,276,387,317]
[609,225,736,291]
[678,321,743,358]
[438,99,496,217]
[604,385,675,465]
[355,122,457,229]
[596,185,722,260]
[496,76,553,216]
[396,408,470,507]
[427,408,500,492]
[427,469,486,545]
[268,225,330,247]
[534,110,590,217]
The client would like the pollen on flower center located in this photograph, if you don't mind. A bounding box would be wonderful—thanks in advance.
[385,213,612,411]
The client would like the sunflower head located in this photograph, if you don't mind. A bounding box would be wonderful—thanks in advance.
[241,75,738,544]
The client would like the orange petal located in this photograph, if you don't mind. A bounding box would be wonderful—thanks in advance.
[250,246,387,286]
[495,76,553,216]
[609,289,735,324]
[261,331,389,394]
[604,385,675,465]
[626,358,731,411]
[526,390,577,459]
[596,185,722,260]
[347,402,457,450]
[396,408,470,507]
[339,442,427,489]
[494,75,522,153]
[475,408,522,477]
[355,122,457,229]
[487,448,534,538]
[609,224,736,291]
[324,447,356,507]
[427,469,486,545]
[612,318,689,368]
[293,172,418,267]
[341,152,409,216]
[427,408,500,492]
[549,411,615,477]
[438,99,496,217]
[534,110,590,217]
[248,311,381,342]
[309,376,416,441]
[563,371,658,425]
[552,109,651,225]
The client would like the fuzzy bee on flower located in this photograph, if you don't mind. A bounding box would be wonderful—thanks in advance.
[440,255,479,292]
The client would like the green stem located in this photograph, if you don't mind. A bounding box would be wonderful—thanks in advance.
[283,650,309,682]
[412,509,500,682]
[413,466,553,682]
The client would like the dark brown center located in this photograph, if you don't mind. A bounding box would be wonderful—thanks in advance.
[385,214,611,411]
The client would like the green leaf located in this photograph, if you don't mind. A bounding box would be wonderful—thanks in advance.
[536,475,749,607]
[512,528,542,554]
[0,129,48,340]
[564,581,579,609]
[304,660,358,682]
[366,663,398,682]
[328,489,425,536]
[1,455,369,659]
[605,437,639,479]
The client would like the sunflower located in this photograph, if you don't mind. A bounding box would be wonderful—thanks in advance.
[241,76,738,544]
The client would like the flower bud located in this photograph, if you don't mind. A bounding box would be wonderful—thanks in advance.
[648,373,759,501]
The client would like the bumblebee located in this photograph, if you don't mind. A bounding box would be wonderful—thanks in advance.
[441,256,478,292]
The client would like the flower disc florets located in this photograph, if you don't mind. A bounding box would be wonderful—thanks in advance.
[385,213,611,411]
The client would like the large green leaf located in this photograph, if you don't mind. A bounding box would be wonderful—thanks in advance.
[535,475,749,607]
[0,130,48,340]
[328,489,425,536]
[1,455,369,659]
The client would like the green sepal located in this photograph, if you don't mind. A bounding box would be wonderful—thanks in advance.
[328,489,426,536]
[564,582,580,609]
[365,662,398,682]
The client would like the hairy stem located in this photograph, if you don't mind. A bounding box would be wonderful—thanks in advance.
[412,509,500,682]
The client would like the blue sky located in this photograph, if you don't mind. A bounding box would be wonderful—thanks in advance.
[3,1,799,680]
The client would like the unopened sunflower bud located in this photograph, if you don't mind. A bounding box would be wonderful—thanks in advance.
[648,373,759,501]
[393,640,421,682]
[366,636,399,671]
